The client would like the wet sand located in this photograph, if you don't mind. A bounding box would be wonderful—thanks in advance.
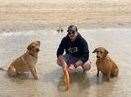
[0,28,131,97]
[0,0,131,97]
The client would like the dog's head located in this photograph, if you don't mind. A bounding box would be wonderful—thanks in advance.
[27,41,40,54]
[93,47,108,60]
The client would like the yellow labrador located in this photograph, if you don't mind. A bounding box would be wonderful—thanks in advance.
[7,41,40,79]
[93,47,119,81]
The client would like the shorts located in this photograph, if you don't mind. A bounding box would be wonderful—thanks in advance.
[63,54,79,66]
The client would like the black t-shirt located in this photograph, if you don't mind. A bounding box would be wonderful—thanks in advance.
[57,33,89,63]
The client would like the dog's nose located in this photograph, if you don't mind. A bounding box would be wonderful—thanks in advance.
[97,56,100,58]
[36,48,40,52]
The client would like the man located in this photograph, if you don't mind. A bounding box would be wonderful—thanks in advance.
[57,25,91,74]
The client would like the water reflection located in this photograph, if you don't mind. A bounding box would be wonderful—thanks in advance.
[57,72,90,92]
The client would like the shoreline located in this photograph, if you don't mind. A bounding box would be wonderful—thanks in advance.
[0,0,131,32]
[0,21,131,33]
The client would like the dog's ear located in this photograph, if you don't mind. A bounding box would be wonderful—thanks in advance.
[27,44,32,51]
[92,48,97,53]
[104,49,108,56]
[36,41,40,46]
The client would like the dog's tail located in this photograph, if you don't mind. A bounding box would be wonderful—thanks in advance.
[0,67,6,71]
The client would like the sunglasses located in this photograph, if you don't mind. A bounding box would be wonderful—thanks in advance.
[67,30,76,35]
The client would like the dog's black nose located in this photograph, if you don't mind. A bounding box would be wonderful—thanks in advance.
[36,48,40,52]
[97,56,100,58]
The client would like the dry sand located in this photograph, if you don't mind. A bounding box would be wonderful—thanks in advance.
[0,0,131,31]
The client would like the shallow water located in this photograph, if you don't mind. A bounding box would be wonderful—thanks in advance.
[0,28,131,97]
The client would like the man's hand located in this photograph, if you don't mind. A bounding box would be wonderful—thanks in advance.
[58,55,65,68]
[68,64,75,73]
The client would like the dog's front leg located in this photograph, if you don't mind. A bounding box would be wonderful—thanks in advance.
[30,67,38,80]
[97,70,100,77]
[106,72,111,81]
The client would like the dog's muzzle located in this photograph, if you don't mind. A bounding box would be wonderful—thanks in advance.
[97,56,100,59]
[35,48,40,52]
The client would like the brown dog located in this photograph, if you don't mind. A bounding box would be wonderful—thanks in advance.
[93,47,119,81]
[7,41,40,79]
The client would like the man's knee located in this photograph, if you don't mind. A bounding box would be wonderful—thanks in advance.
[82,61,91,71]
[57,58,63,67]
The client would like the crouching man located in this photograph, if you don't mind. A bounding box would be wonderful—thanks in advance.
[56,25,91,74]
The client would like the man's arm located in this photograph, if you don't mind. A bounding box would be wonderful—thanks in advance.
[80,39,89,63]
[57,38,65,58]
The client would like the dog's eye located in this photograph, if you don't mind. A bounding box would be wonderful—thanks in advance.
[32,45,35,48]
[96,51,99,53]
[99,51,102,53]
[97,51,103,54]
